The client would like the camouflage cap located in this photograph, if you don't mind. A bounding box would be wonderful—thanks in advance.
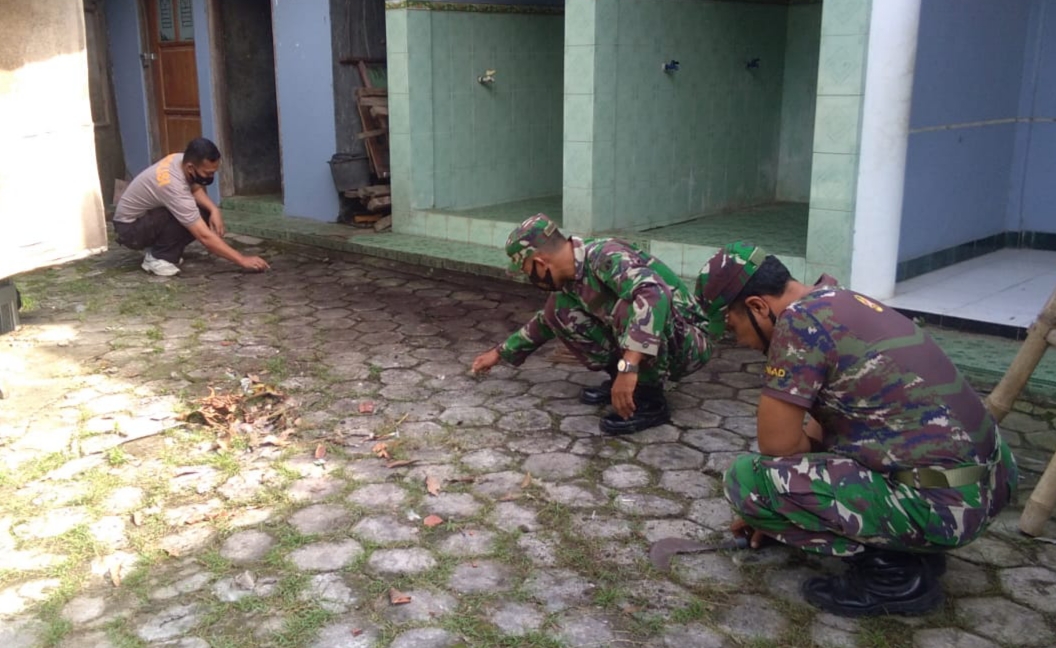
[695,242,769,337]
[505,213,560,273]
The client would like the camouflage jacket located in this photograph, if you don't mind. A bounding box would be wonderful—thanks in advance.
[763,277,1001,474]
[497,237,707,365]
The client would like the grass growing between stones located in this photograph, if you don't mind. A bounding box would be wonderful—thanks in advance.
[104,618,149,648]
[858,617,916,648]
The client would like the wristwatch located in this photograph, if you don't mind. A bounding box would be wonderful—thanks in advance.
[617,358,639,374]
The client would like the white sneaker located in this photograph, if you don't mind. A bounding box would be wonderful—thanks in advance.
[141,251,180,276]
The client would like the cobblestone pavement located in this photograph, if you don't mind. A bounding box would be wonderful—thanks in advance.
[2,238,1055,648]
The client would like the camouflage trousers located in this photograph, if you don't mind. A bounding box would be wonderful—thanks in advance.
[724,439,1016,557]
[542,292,711,385]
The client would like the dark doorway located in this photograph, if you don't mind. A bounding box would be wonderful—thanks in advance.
[218,0,281,196]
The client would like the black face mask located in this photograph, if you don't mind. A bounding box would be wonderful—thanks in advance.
[528,263,559,292]
[746,307,778,355]
[191,171,214,186]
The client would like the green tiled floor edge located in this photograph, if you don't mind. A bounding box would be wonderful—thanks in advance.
[224,209,1056,405]
[224,209,511,281]
[221,195,285,216]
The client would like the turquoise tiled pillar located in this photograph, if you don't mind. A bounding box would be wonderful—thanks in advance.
[805,0,871,282]
[563,0,617,236]
[386,7,414,232]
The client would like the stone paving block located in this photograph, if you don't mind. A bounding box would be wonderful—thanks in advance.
[489,601,545,636]
[658,470,722,499]
[422,492,483,518]
[704,452,739,476]
[681,428,748,453]
[448,560,515,594]
[158,526,217,558]
[561,415,606,437]
[950,536,1031,568]
[956,597,1055,646]
[288,504,352,535]
[522,452,588,479]
[389,628,457,648]
[212,571,278,602]
[641,519,707,543]
[352,515,419,544]
[517,532,559,567]
[310,621,378,648]
[636,443,705,470]
[657,623,729,648]
[368,548,437,576]
[507,433,574,454]
[489,501,539,532]
[614,493,684,517]
[437,528,496,556]
[575,515,634,539]
[135,604,202,642]
[543,481,611,508]
[628,425,682,444]
[347,483,408,510]
[61,596,107,624]
[602,463,652,489]
[553,612,629,648]
[300,573,357,613]
[998,565,1056,613]
[687,497,734,531]
[227,507,274,528]
[439,406,496,427]
[149,571,212,600]
[459,448,515,472]
[380,589,459,624]
[219,530,275,564]
[290,540,364,571]
[524,569,596,612]
[716,594,788,641]
[287,474,344,504]
[913,628,1000,648]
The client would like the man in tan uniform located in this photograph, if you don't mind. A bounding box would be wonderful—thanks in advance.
[113,138,269,276]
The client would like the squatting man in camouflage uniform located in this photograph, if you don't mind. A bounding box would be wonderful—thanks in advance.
[471,214,712,435]
[696,242,1017,617]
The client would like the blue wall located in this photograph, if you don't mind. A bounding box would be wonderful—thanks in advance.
[272,0,340,221]
[901,0,1056,261]
[1011,0,1056,233]
[106,0,151,175]
[899,0,1032,261]
[192,0,220,205]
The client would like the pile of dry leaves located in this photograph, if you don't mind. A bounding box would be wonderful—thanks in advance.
[183,375,298,451]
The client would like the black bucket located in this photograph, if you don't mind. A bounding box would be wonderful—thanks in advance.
[328,153,371,192]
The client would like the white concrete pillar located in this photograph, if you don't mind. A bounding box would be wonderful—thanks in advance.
[850,0,922,299]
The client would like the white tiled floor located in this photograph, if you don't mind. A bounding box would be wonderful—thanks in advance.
[886,249,1056,328]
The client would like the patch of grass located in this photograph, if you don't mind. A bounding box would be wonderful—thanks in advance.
[146,326,163,342]
[197,549,234,574]
[0,451,70,489]
[104,618,148,648]
[264,356,290,380]
[105,446,131,467]
[205,451,243,477]
[592,585,625,609]
[117,283,180,317]
[669,598,708,624]
[270,604,333,647]
[368,364,383,380]
[37,615,73,647]
[858,617,917,648]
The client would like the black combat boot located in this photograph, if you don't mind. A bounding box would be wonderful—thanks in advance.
[580,379,612,405]
[598,384,670,435]
[801,549,943,617]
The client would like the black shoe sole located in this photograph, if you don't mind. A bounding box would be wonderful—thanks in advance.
[598,408,671,435]
[801,582,944,618]
[579,391,611,405]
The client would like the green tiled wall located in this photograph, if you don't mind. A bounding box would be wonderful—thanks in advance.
[592,0,789,233]
[776,4,822,202]
[429,10,563,212]
[805,0,871,283]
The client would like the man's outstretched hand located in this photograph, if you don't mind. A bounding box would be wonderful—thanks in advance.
[611,371,638,419]
[471,348,501,374]
[240,256,270,272]
[731,516,768,550]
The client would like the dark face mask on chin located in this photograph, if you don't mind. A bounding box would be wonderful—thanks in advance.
[528,263,559,292]
[188,166,214,186]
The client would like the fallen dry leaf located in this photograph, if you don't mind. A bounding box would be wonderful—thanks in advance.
[621,604,642,615]
[109,562,122,587]
[372,442,391,460]
[499,493,521,501]
[315,443,327,460]
[521,472,532,488]
[449,476,476,484]
[131,511,144,526]
[425,475,441,496]
[248,374,260,383]
[389,588,412,605]
[423,514,444,528]
[386,459,417,469]
[220,340,234,346]
[358,401,375,414]
[352,628,364,636]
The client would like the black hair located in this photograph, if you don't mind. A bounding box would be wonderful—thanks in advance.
[730,255,791,310]
[183,137,221,165]
[538,229,568,254]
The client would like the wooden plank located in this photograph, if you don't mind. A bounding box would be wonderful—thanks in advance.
[359,184,391,197]
[356,96,388,108]
[366,195,392,212]
[353,214,382,224]
[369,105,389,118]
[355,128,388,140]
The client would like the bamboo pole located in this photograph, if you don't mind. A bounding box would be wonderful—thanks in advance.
[984,288,1056,423]
[1022,452,1056,536]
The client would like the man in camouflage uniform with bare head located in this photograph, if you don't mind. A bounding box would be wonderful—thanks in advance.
[696,242,1017,617]
[471,213,712,434]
